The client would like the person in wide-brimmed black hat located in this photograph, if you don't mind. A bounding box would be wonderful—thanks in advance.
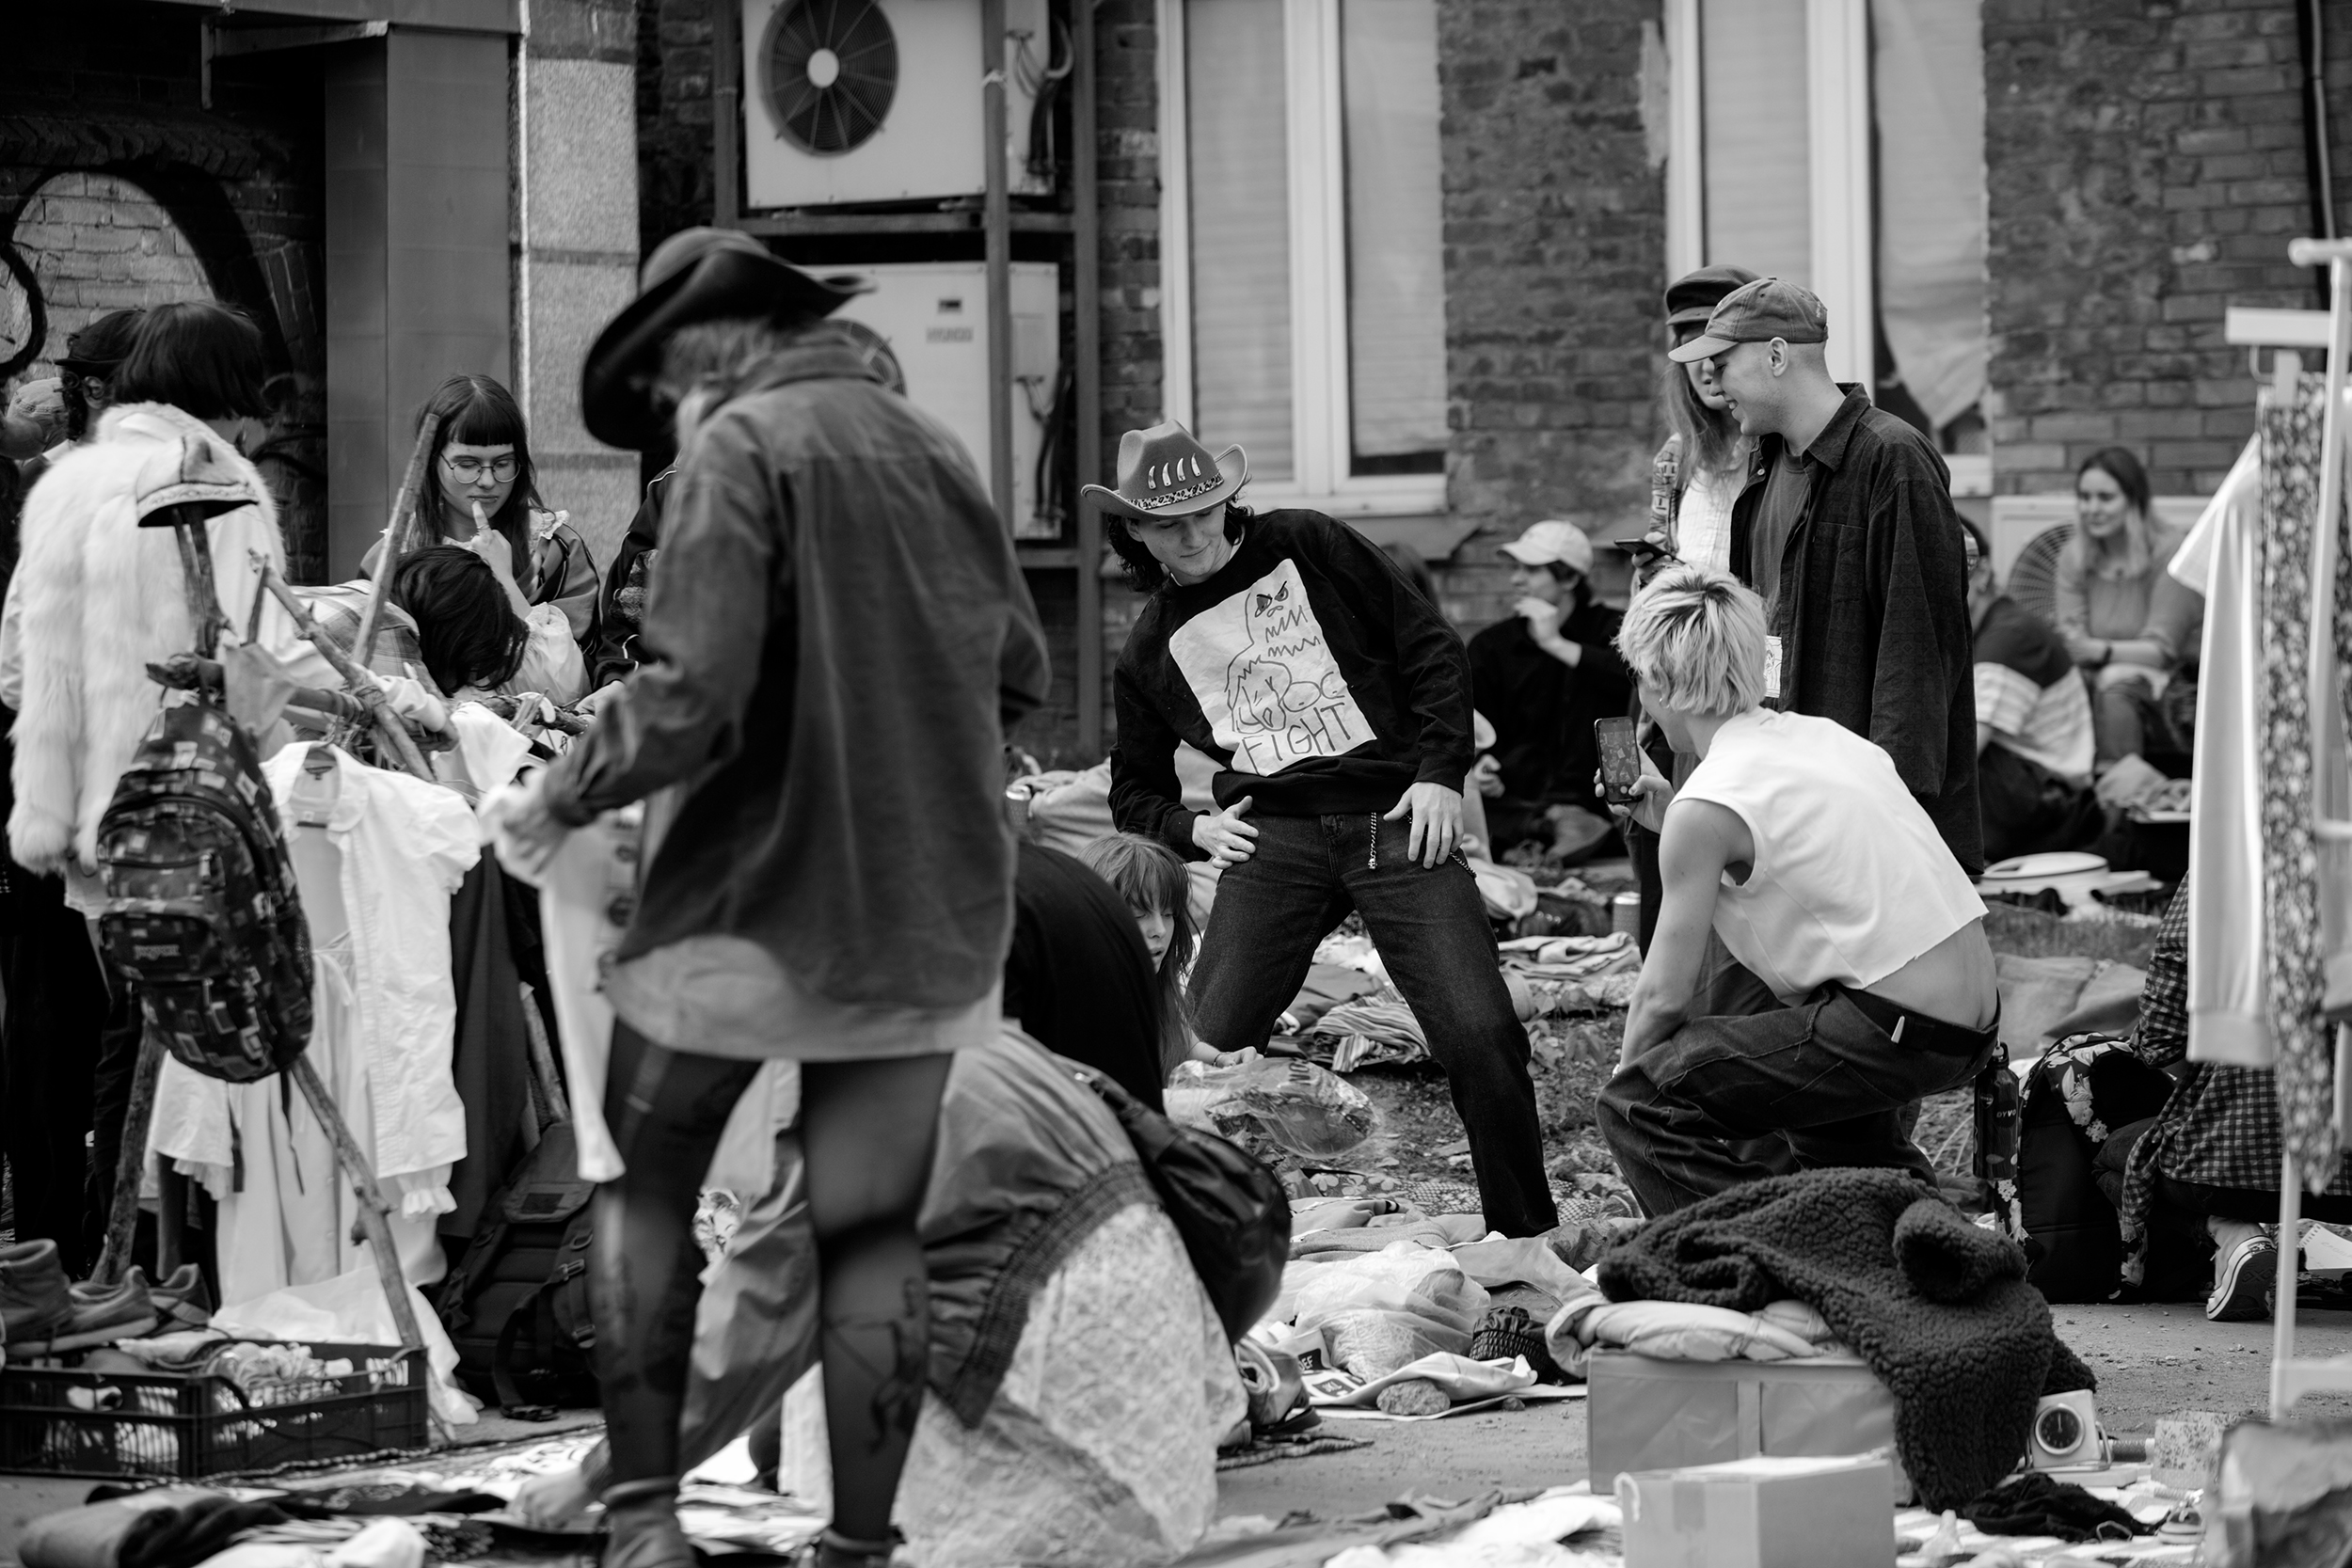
[489,227,1049,1568]
[1095,419,1560,1240]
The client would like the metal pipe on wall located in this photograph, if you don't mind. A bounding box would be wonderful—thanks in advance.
[983,0,1016,530]
[1073,0,1104,757]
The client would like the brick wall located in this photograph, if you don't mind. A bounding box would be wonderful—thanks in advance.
[1984,0,2352,499]
[1435,1,1666,633]
[1,2,327,574]
[1092,0,1163,754]
[638,0,717,249]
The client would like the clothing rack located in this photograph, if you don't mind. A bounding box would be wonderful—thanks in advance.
[2249,237,2352,1418]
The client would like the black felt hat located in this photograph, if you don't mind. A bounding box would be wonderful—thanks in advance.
[1663,263,1761,329]
[581,227,867,451]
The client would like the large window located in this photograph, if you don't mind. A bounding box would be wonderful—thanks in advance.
[1664,0,1989,495]
[1160,0,1449,515]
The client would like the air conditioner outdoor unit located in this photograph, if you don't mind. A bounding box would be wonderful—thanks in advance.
[741,0,1054,210]
[831,261,1060,536]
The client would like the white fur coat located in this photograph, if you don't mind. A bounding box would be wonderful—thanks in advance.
[8,403,289,875]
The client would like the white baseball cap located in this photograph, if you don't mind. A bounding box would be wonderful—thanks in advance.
[1500,520,1595,575]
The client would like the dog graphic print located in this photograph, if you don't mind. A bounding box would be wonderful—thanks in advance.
[1168,558,1373,774]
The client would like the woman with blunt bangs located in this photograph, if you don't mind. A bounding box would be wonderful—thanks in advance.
[365,374,599,695]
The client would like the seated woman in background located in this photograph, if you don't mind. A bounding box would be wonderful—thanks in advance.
[364,374,596,700]
[2056,447,2201,770]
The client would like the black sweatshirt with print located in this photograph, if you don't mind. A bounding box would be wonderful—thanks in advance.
[1109,509,1474,860]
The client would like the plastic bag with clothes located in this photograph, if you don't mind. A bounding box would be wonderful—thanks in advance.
[1164,1056,1381,1160]
[1288,1243,1490,1379]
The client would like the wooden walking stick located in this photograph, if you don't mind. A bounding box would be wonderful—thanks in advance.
[288,1055,426,1352]
[352,413,443,670]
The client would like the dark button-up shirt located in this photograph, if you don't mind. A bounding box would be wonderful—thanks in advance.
[544,342,1052,1010]
[1728,387,1982,873]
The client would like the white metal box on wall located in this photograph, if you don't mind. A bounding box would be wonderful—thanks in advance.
[831,261,1060,536]
[741,0,1053,209]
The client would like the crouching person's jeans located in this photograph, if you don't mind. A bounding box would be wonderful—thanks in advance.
[1188,809,1559,1238]
[1597,984,1997,1218]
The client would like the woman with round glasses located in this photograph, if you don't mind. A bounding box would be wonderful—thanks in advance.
[370,375,602,674]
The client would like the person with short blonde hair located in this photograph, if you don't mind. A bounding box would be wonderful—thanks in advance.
[1598,565,1999,1216]
[1615,566,1770,719]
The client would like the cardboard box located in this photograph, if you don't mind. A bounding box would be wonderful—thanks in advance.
[1586,1350,1910,1501]
[1618,1454,1896,1568]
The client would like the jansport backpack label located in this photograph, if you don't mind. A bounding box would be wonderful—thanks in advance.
[98,700,313,1083]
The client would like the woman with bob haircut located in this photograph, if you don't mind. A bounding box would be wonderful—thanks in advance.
[0,300,304,1250]
[1596,565,1998,1217]
[366,374,598,693]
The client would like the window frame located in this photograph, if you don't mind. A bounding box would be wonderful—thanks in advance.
[1661,0,1989,497]
[1157,0,1451,518]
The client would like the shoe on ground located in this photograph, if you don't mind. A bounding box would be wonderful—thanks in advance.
[12,1273,159,1354]
[602,1480,692,1568]
[0,1240,74,1345]
[147,1264,214,1330]
[2208,1233,2279,1322]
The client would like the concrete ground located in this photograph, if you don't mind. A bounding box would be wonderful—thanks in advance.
[4,1306,2347,1562]
[1214,1302,2352,1523]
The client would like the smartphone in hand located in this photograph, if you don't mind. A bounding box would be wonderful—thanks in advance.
[1595,715,1644,805]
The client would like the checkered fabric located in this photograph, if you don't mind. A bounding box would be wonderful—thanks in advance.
[2119,880,2352,1285]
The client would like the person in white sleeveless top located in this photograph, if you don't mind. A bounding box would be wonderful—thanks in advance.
[1597,566,1999,1216]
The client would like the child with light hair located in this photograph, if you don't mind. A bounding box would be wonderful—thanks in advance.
[1598,566,1999,1216]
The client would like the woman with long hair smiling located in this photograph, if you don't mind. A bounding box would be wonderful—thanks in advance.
[2054,447,2201,768]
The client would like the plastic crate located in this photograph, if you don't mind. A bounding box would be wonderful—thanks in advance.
[0,1340,427,1479]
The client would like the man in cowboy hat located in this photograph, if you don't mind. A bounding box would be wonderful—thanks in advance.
[1097,420,1557,1238]
[490,227,1049,1568]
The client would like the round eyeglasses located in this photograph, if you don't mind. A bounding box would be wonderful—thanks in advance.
[443,453,520,483]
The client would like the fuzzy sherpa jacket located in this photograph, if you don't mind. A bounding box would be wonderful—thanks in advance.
[6,403,290,877]
[1597,1168,2096,1511]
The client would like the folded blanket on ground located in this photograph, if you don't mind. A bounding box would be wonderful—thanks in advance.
[1543,1296,1838,1377]
[1596,1168,2095,1510]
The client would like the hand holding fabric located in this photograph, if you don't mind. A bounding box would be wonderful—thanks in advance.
[482,769,572,882]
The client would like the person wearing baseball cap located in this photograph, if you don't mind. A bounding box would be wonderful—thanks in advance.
[1469,520,1630,859]
[1658,274,1980,879]
[1100,418,1558,1240]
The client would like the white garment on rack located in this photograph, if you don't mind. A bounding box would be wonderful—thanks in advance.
[152,752,481,1206]
[2185,431,2271,1066]
[503,800,642,1181]
[432,703,537,804]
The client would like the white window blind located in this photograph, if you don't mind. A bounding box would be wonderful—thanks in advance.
[1342,0,1447,469]
[1871,0,1988,434]
[1185,0,1295,483]
[1699,0,1811,283]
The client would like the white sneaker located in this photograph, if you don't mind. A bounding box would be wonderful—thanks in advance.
[2207,1232,2278,1322]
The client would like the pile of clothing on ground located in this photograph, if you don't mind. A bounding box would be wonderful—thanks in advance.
[1289,930,1640,1073]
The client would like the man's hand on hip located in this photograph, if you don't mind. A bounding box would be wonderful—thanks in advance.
[1192,795,1259,867]
[1385,782,1463,868]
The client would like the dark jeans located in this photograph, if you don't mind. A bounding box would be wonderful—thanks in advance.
[1978,745,2106,866]
[0,868,106,1276]
[1188,810,1557,1237]
[2093,672,2194,770]
[1597,983,1995,1217]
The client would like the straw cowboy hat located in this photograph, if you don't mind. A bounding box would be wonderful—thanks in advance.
[1082,420,1249,520]
[581,227,868,451]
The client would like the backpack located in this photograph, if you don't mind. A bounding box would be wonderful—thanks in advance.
[436,1121,597,1418]
[2014,1037,2178,1303]
[98,698,313,1084]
